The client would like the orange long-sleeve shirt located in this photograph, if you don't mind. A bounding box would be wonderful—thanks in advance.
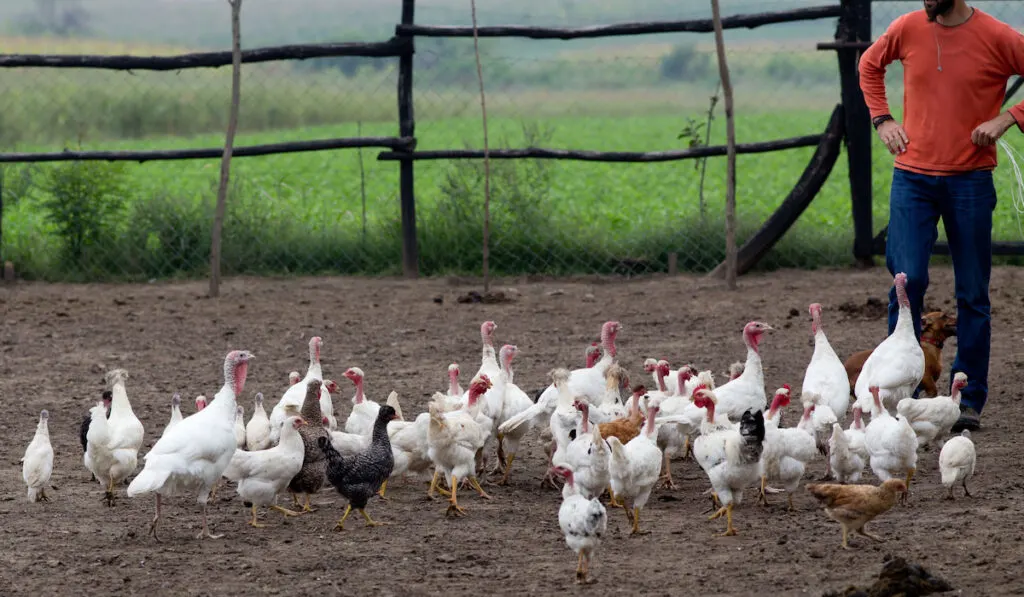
[858,8,1024,175]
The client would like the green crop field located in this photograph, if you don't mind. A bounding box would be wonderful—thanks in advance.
[6,103,1024,282]
[3,26,1024,282]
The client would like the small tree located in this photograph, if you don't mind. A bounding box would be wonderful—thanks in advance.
[40,160,126,265]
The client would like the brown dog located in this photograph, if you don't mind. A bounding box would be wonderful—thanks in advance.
[845,311,957,397]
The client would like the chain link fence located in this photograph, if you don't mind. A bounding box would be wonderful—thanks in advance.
[6,1,1017,282]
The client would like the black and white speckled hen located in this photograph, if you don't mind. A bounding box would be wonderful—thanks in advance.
[318,404,398,530]
[287,379,329,513]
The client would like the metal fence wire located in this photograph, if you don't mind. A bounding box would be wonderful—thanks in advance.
[0,0,1022,282]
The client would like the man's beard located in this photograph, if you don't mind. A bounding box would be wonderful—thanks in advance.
[925,0,955,21]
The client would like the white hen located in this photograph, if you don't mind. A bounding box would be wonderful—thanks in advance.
[897,372,968,448]
[552,464,607,585]
[223,414,307,527]
[854,273,925,416]
[22,409,54,503]
[84,369,145,507]
[562,400,610,500]
[245,392,272,451]
[692,389,766,536]
[269,336,323,444]
[939,430,976,500]
[864,385,917,504]
[234,405,246,449]
[127,350,254,540]
[427,374,493,516]
[607,402,662,535]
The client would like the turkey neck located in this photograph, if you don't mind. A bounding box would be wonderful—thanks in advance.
[894,280,913,333]
[740,335,764,387]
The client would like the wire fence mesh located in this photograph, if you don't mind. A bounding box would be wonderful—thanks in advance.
[1,0,1021,282]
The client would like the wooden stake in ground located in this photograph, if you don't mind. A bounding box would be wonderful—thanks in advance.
[469,0,492,293]
[708,0,738,290]
[209,0,243,298]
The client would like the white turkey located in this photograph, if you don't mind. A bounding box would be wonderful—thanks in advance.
[22,410,54,503]
[711,321,772,420]
[269,336,323,444]
[854,273,925,415]
[127,350,254,540]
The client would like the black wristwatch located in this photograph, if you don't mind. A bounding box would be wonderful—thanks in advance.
[872,114,894,129]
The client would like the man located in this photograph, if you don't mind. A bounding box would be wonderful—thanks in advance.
[858,0,1024,431]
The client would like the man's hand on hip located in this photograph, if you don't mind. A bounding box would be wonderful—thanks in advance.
[877,120,909,155]
[972,112,1017,146]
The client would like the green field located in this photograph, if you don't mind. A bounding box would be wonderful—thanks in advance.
[3,25,1024,281]
[6,102,1024,282]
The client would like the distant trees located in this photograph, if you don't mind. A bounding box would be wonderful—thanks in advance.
[659,42,710,81]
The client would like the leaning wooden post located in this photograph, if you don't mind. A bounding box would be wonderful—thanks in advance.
[209,0,243,298]
[838,0,874,268]
[397,0,419,278]
[710,0,738,290]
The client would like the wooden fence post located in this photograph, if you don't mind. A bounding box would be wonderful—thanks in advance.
[398,0,419,278]
[837,0,874,268]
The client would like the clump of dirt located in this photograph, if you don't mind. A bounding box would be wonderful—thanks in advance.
[838,296,888,320]
[823,556,955,597]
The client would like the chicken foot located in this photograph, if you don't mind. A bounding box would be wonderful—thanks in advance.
[38,488,50,502]
[377,480,389,501]
[658,454,677,490]
[334,504,391,531]
[575,552,586,584]
[468,476,492,500]
[497,454,516,486]
[709,503,737,537]
[607,486,623,508]
[701,490,722,514]
[428,470,451,498]
[300,494,318,513]
[248,505,267,528]
[271,504,301,517]
[197,503,223,540]
[446,474,466,517]
[630,507,649,535]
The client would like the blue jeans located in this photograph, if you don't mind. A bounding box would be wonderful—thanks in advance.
[885,167,995,413]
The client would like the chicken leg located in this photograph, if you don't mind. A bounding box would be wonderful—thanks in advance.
[428,470,452,498]
[962,478,973,498]
[334,504,355,531]
[630,506,649,535]
[659,454,677,490]
[575,551,586,584]
[856,524,884,543]
[710,503,737,536]
[38,488,50,502]
[497,454,516,486]
[301,494,317,513]
[271,504,301,518]
[377,480,389,500]
[493,436,508,476]
[468,476,491,500]
[901,468,916,505]
[758,475,769,506]
[446,474,466,517]
[248,504,267,528]
[359,508,390,527]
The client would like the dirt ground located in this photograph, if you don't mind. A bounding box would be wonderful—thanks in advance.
[1,265,1023,597]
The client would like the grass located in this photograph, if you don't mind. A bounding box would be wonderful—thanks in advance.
[3,33,1024,281]
[6,103,1024,282]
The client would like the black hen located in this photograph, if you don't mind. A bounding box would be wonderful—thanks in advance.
[318,404,398,530]
[738,408,766,464]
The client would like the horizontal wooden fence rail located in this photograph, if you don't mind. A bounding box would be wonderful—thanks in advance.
[377,135,823,163]
[395,4,843,40]
[0,137,416,164]
[0,38,410,70]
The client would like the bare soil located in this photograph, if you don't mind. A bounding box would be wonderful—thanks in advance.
[1,266,1022,597]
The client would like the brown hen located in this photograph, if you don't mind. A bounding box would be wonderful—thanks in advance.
[806,478,906,549]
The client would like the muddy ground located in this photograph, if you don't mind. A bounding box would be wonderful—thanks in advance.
[1,266,1022,597]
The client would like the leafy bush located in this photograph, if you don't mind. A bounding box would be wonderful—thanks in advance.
[38,160,127,267]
